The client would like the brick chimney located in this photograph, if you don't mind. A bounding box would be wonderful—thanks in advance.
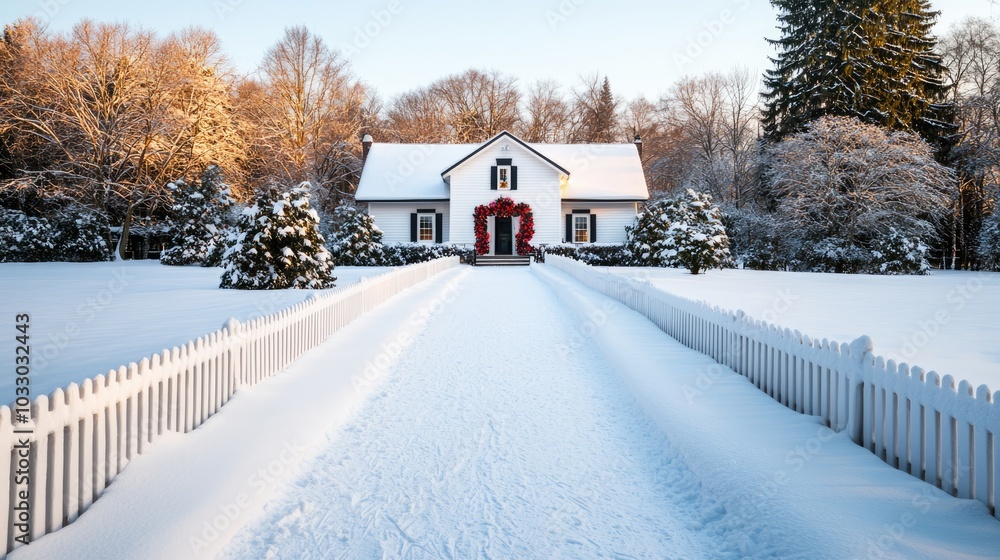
[634,134,643,158]
[362,133,373,162]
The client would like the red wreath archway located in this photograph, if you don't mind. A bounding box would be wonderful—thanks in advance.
[474,197,534,255]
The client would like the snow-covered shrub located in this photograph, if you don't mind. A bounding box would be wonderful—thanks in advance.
[624,197,677,267]
[220,184,335,290]
[627,190,731,274]
[161,165,236,267]
[327,204,386,266]
[978,212,1000,271]
[870,228,930,275]
[52,206,113,262]
[796,237,870,274]
[724,206,794,271]
[0,210,57,262]
[544,244,629,266]
[382,243,473,265]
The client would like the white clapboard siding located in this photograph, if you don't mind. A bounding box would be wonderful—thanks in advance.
[0,257,459,558]
[560,202,639,244]
[367,203,450,244]
[545,255,1000,521]
[448,141,563,245]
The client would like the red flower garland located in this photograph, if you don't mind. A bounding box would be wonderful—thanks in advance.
[474,196,534,255]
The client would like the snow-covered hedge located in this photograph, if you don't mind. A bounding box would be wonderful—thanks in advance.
[0,207,112,263]
[383,243,473,266]
[220,184,336,290]
[544,244,629,266]
[870,228,930,275]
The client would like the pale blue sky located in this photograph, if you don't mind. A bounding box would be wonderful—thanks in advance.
[2,0,996,101]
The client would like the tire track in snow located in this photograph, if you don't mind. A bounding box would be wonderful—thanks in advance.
[219,268,752,559]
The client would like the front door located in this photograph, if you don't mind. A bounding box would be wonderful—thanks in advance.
[495,217,513,255]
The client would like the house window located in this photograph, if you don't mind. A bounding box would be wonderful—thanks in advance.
[497,166,511,189]
[419,214,434,242]
[574,215,590,243]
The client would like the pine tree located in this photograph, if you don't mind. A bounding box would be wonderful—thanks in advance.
[593,77,617,142]
[661,189,732,275]
[220,183,335,290]
[161,165,235,267]
[328,204,386,266]
[979,211,1000,271]
[625,197,676,267]
[762,0,953,144]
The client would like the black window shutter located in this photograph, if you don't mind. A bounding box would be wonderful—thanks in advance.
[511,166,518,190]
[490,166,498,190]
[566,214,573,243]
[410,213,418,242]
[590,214,597,243]
[435,213,443,243]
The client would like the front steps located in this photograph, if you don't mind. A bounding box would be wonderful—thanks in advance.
[474,255,531,266]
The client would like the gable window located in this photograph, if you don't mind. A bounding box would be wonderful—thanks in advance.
[574,215,590,243]
[497,166,511,190]
[419,214,435,242]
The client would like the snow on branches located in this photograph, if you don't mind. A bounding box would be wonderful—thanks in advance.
[220,183,335,290]
[161,165,236,267]
[626,189,732,274]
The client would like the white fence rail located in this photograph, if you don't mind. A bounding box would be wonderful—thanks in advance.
[0,257,459,556]
[546,255,1000,520]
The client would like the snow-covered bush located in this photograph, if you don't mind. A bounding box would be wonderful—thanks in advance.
[161,165,236,267]
[870,228,930,275]
[796,237,870,274]
[627,190,731,274]
[220,184,335,290]
[624,197,677,267]
[327,204,386,266]
[52,206,113,262]
[979,212,1000,271]
[0,210,57,262]
[723,206,794,271]
[544,244,629,266]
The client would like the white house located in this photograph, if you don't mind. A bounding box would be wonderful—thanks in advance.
[355,131,649,255]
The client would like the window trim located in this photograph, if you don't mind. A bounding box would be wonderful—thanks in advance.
[418,213,435,243]
[497,165,511,190]
[573,215,590,243]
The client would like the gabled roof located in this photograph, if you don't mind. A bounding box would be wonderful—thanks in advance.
[440,131,570,178]
[355,133,649,202]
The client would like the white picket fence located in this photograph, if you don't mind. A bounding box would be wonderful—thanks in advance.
[546,255,1000,520]
[0,257,459,556]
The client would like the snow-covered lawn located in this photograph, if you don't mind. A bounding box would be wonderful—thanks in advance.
[14,266,1000,560]
[0,260,394,401]
[603,267,1000,389]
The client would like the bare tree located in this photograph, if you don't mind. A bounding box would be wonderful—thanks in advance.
[570,74,619,143]
[430,69,521,143]
[384,87,451,143]
[247,26,370,207]
[520,79,570,143]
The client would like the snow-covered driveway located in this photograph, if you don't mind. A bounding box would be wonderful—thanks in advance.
[220,268,745,559]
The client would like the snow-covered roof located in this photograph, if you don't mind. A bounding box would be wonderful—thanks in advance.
[356,132,649,202]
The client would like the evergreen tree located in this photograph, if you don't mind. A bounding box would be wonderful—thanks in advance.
[593,77,618,142]
[661,189,732,275]
[625,197,676,267]
[762,0,953,144]
[161,165,235,267]
[220,183,335,290]
[328,204,386,266]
